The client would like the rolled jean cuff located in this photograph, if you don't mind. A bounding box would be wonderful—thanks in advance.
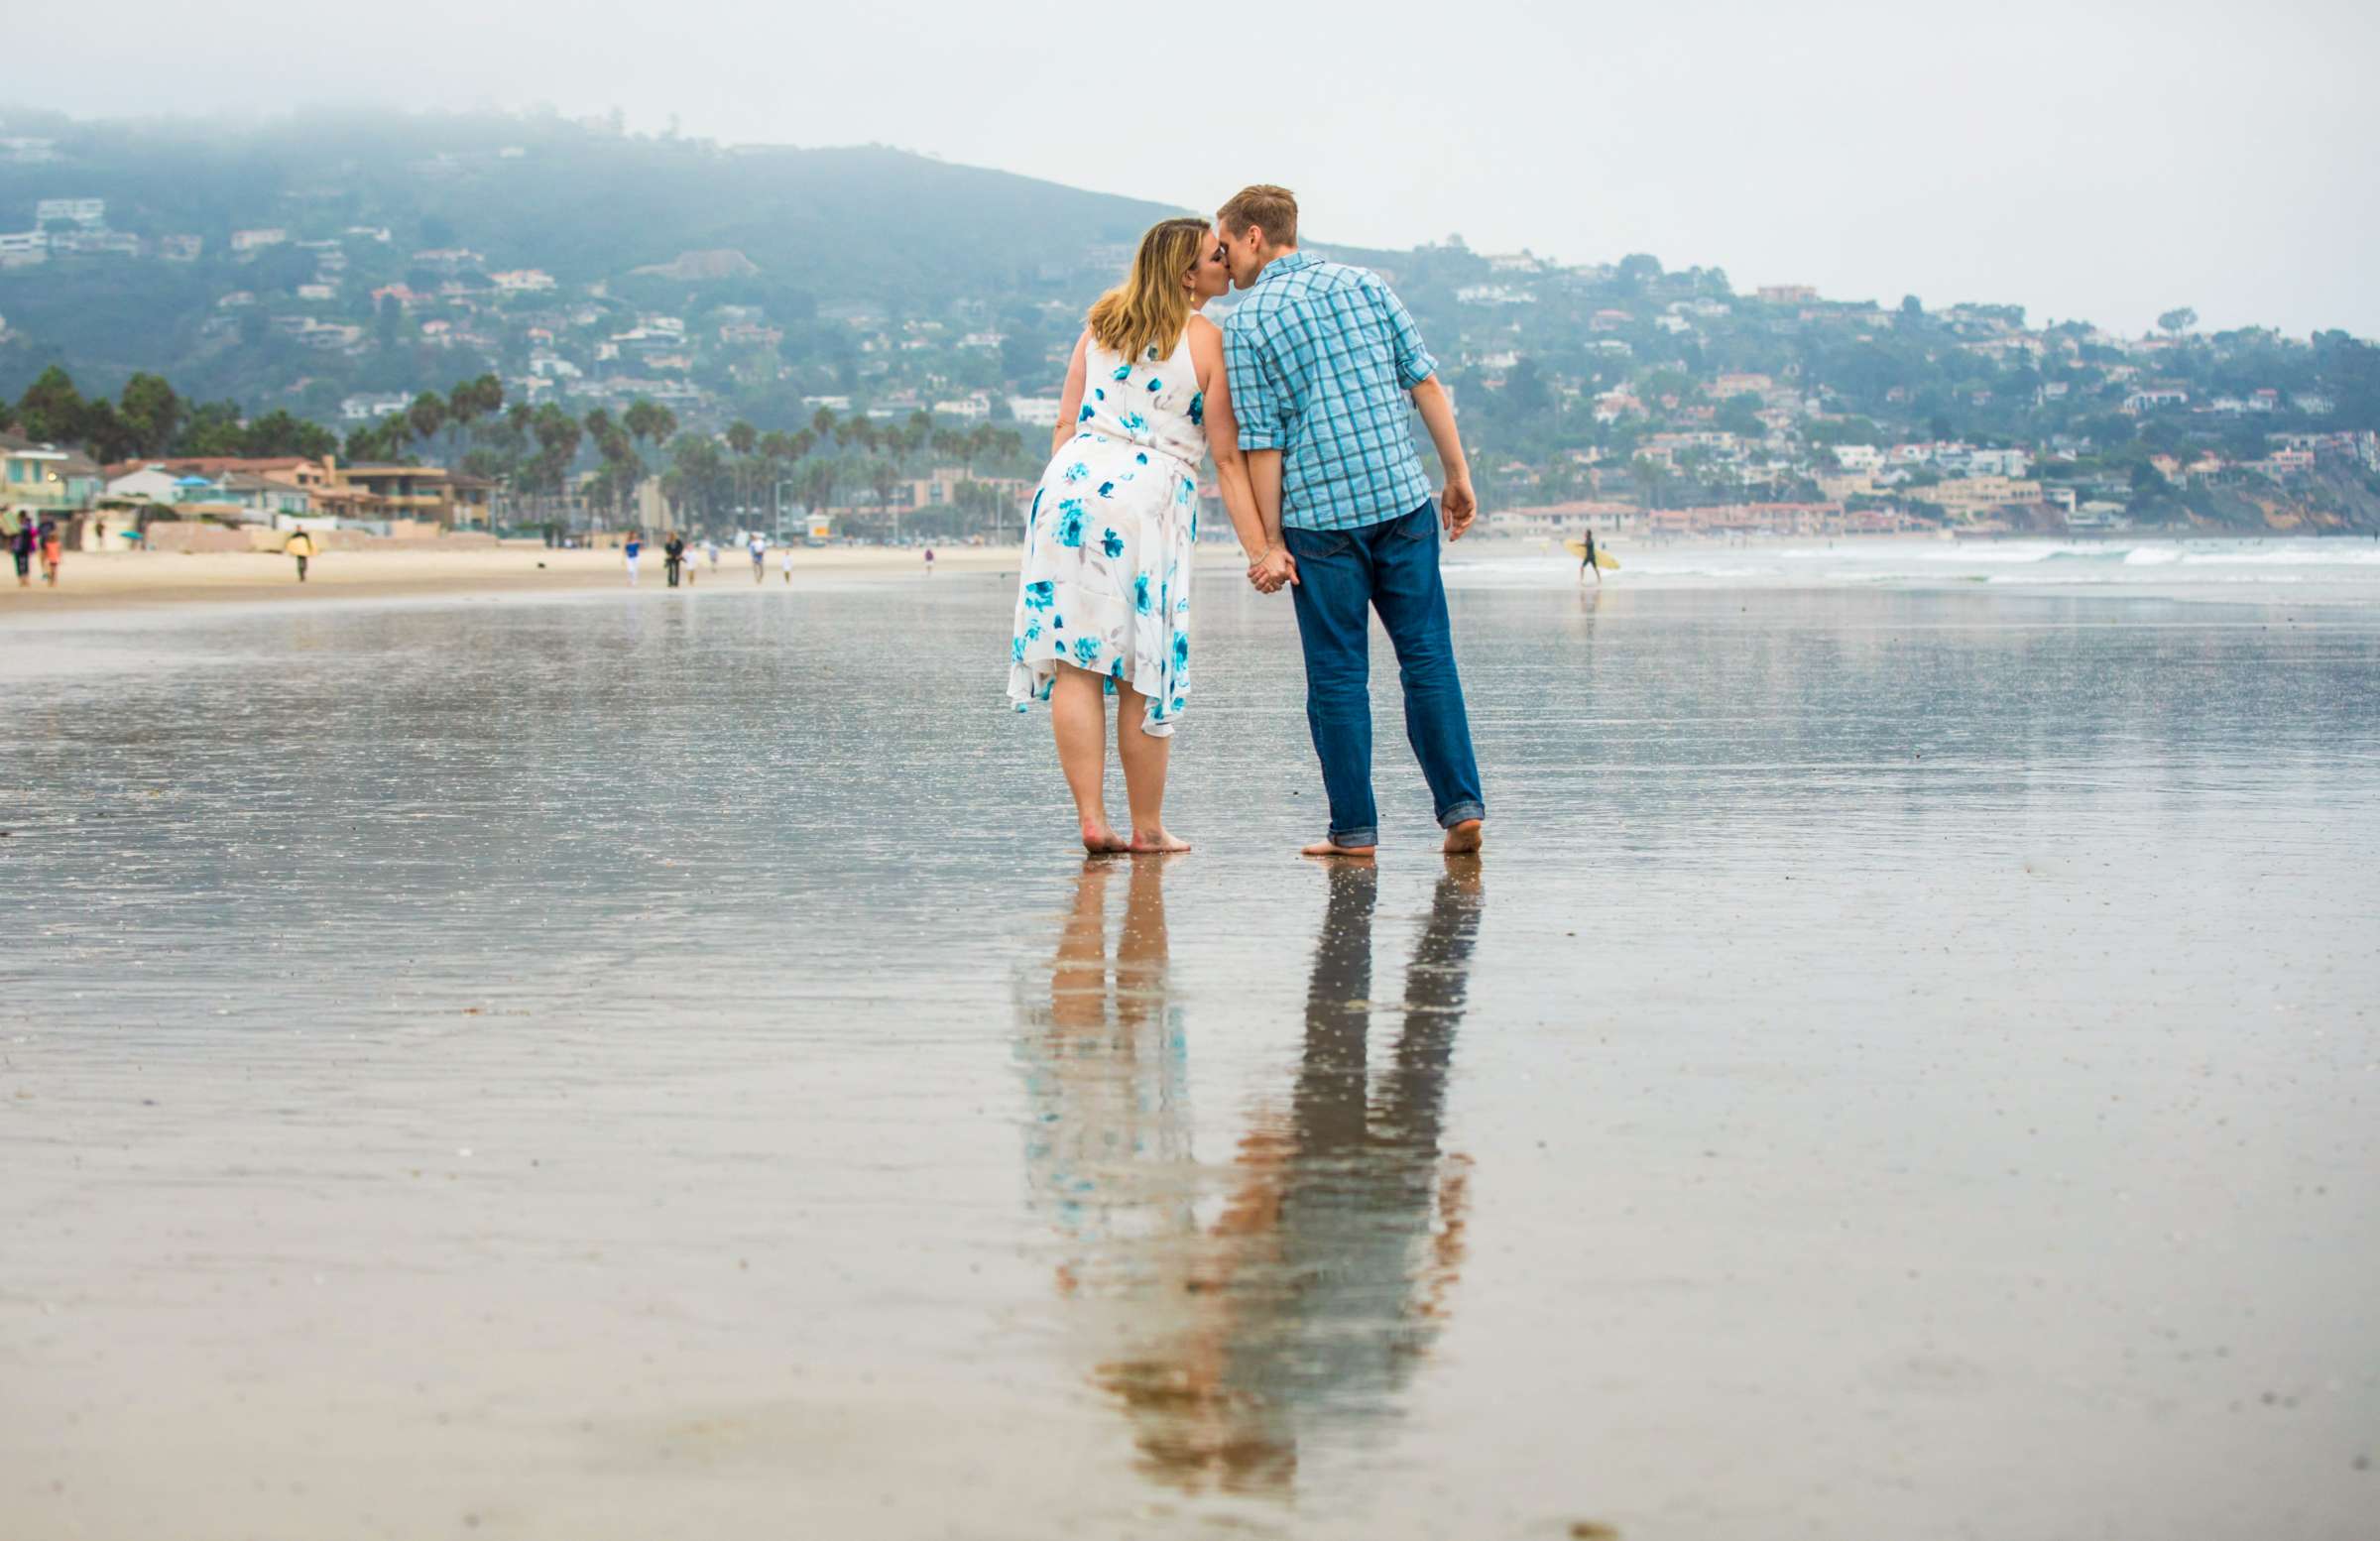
[1329,825,1379,849]
[1437,800,1486,830]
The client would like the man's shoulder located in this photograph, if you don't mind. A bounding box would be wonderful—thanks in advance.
[1300,258,1386,293]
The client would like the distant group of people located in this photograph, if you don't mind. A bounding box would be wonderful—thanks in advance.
[8,516,63,589]
[623,530,798,588]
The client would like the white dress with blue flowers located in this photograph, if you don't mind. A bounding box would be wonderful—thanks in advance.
[1006,330,1206,736]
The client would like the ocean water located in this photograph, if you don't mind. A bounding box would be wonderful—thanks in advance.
[3,570,2377,1539]
[1460,533,2380,605]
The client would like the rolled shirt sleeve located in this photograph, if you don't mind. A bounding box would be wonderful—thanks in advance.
[1375,280,1438,390]
[1224,318,1286,452]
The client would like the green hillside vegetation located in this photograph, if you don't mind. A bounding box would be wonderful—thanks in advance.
[3,105,2377,533]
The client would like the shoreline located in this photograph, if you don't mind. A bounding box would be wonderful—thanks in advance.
[5,533,2371,620]
[0,543,1030,615]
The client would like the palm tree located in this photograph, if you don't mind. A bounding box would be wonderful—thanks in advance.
[810,406,838,441]
[725,419,758,530]
[758,430,798,531]
[796,455,838,531]
[869,456,903,542]
[407,391,448,457]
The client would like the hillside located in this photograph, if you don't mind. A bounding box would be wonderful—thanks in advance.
[0,106,1181,394]
[3,105,2376,535]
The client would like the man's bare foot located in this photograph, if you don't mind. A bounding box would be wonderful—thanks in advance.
[1130,827,1191,854]
[1081,821,1130,855]
[1441,819,1485,855]
[1301,839,1376,859]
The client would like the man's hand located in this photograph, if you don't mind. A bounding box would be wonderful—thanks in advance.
[1441,478,1479,541]
[1249,544,1299,594]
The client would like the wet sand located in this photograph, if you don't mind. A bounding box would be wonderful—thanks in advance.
[2,573,2376,1538]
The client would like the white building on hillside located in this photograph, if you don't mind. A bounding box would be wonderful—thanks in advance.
[35,197,104,226]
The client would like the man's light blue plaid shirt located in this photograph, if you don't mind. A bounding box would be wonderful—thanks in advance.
[1222,251,1438,533]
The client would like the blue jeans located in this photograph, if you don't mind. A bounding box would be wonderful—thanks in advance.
[1283,502,1486,848]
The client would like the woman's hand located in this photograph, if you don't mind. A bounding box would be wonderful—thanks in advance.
[1248,544,1298,594]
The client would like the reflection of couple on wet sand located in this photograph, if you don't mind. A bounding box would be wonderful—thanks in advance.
[1015,855,1484,1492]
[1005,184,1486,861]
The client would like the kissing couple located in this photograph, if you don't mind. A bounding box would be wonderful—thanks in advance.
[1005,184,1487,860]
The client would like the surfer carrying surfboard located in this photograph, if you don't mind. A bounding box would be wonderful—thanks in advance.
[1565,530,1617,579]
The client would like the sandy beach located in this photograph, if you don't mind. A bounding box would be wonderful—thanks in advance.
[0,541,1032,610]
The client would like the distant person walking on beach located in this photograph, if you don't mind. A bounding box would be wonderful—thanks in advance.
[780,545,795,585]
[38,520,61,588]
[8,517,32,588]
[923,545,936,575]
[1581,529,1600,585]
[705,538,720,576]
[285,528,318,583]
[624,531,643,586]
[750,533,768,583]
[1005,216,1268,854]
[663,533,685,588]
[1215,184,1485,858]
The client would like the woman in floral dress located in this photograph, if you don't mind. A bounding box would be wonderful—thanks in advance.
[1007,218,1268,854]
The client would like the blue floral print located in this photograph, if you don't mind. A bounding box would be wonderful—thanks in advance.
[1188,392,1204,426]
[1007,328,1206,734]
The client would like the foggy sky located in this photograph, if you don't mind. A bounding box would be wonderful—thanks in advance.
[14,0,2378,338]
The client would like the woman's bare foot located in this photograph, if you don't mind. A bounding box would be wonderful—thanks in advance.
[1081,820,1130,855]
[1441,819,1485,855]
[1301,839,1376,859]
[1130,827,1191,854]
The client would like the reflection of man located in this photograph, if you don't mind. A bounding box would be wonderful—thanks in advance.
[1017,855,1484,1496]
[1200,861,1482,1444]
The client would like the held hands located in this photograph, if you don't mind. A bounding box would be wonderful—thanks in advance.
[1441,478,1479,541]
[1248,544,1299,595]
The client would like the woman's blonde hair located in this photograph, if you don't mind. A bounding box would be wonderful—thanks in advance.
[1086,217,1209,365]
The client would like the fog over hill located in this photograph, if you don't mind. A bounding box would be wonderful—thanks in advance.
[4,106,2376,534]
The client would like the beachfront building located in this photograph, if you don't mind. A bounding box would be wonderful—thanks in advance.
[3,432,103,519]
[1908,475,2045,521]
[1487,502,1641,539]
[329,462,459,528]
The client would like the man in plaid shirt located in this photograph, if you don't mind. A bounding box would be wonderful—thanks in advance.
[1216,184,1485,858]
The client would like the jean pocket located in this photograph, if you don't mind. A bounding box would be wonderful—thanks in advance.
[1390,502,1439,542]
[1285,526,1354,558]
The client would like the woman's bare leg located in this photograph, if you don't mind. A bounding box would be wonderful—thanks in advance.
[1051,663,1127,853]
[1117,684,1189,853]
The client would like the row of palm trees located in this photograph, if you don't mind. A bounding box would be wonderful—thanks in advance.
[652,408,1037,536]
[344,378,1041,535]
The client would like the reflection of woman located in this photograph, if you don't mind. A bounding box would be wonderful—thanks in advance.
[1017,858,1484,1496]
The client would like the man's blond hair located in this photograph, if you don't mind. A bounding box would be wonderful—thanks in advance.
[1216,184,1298,249]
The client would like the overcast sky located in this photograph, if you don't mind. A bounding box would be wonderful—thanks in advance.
[17,0,2378,337]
